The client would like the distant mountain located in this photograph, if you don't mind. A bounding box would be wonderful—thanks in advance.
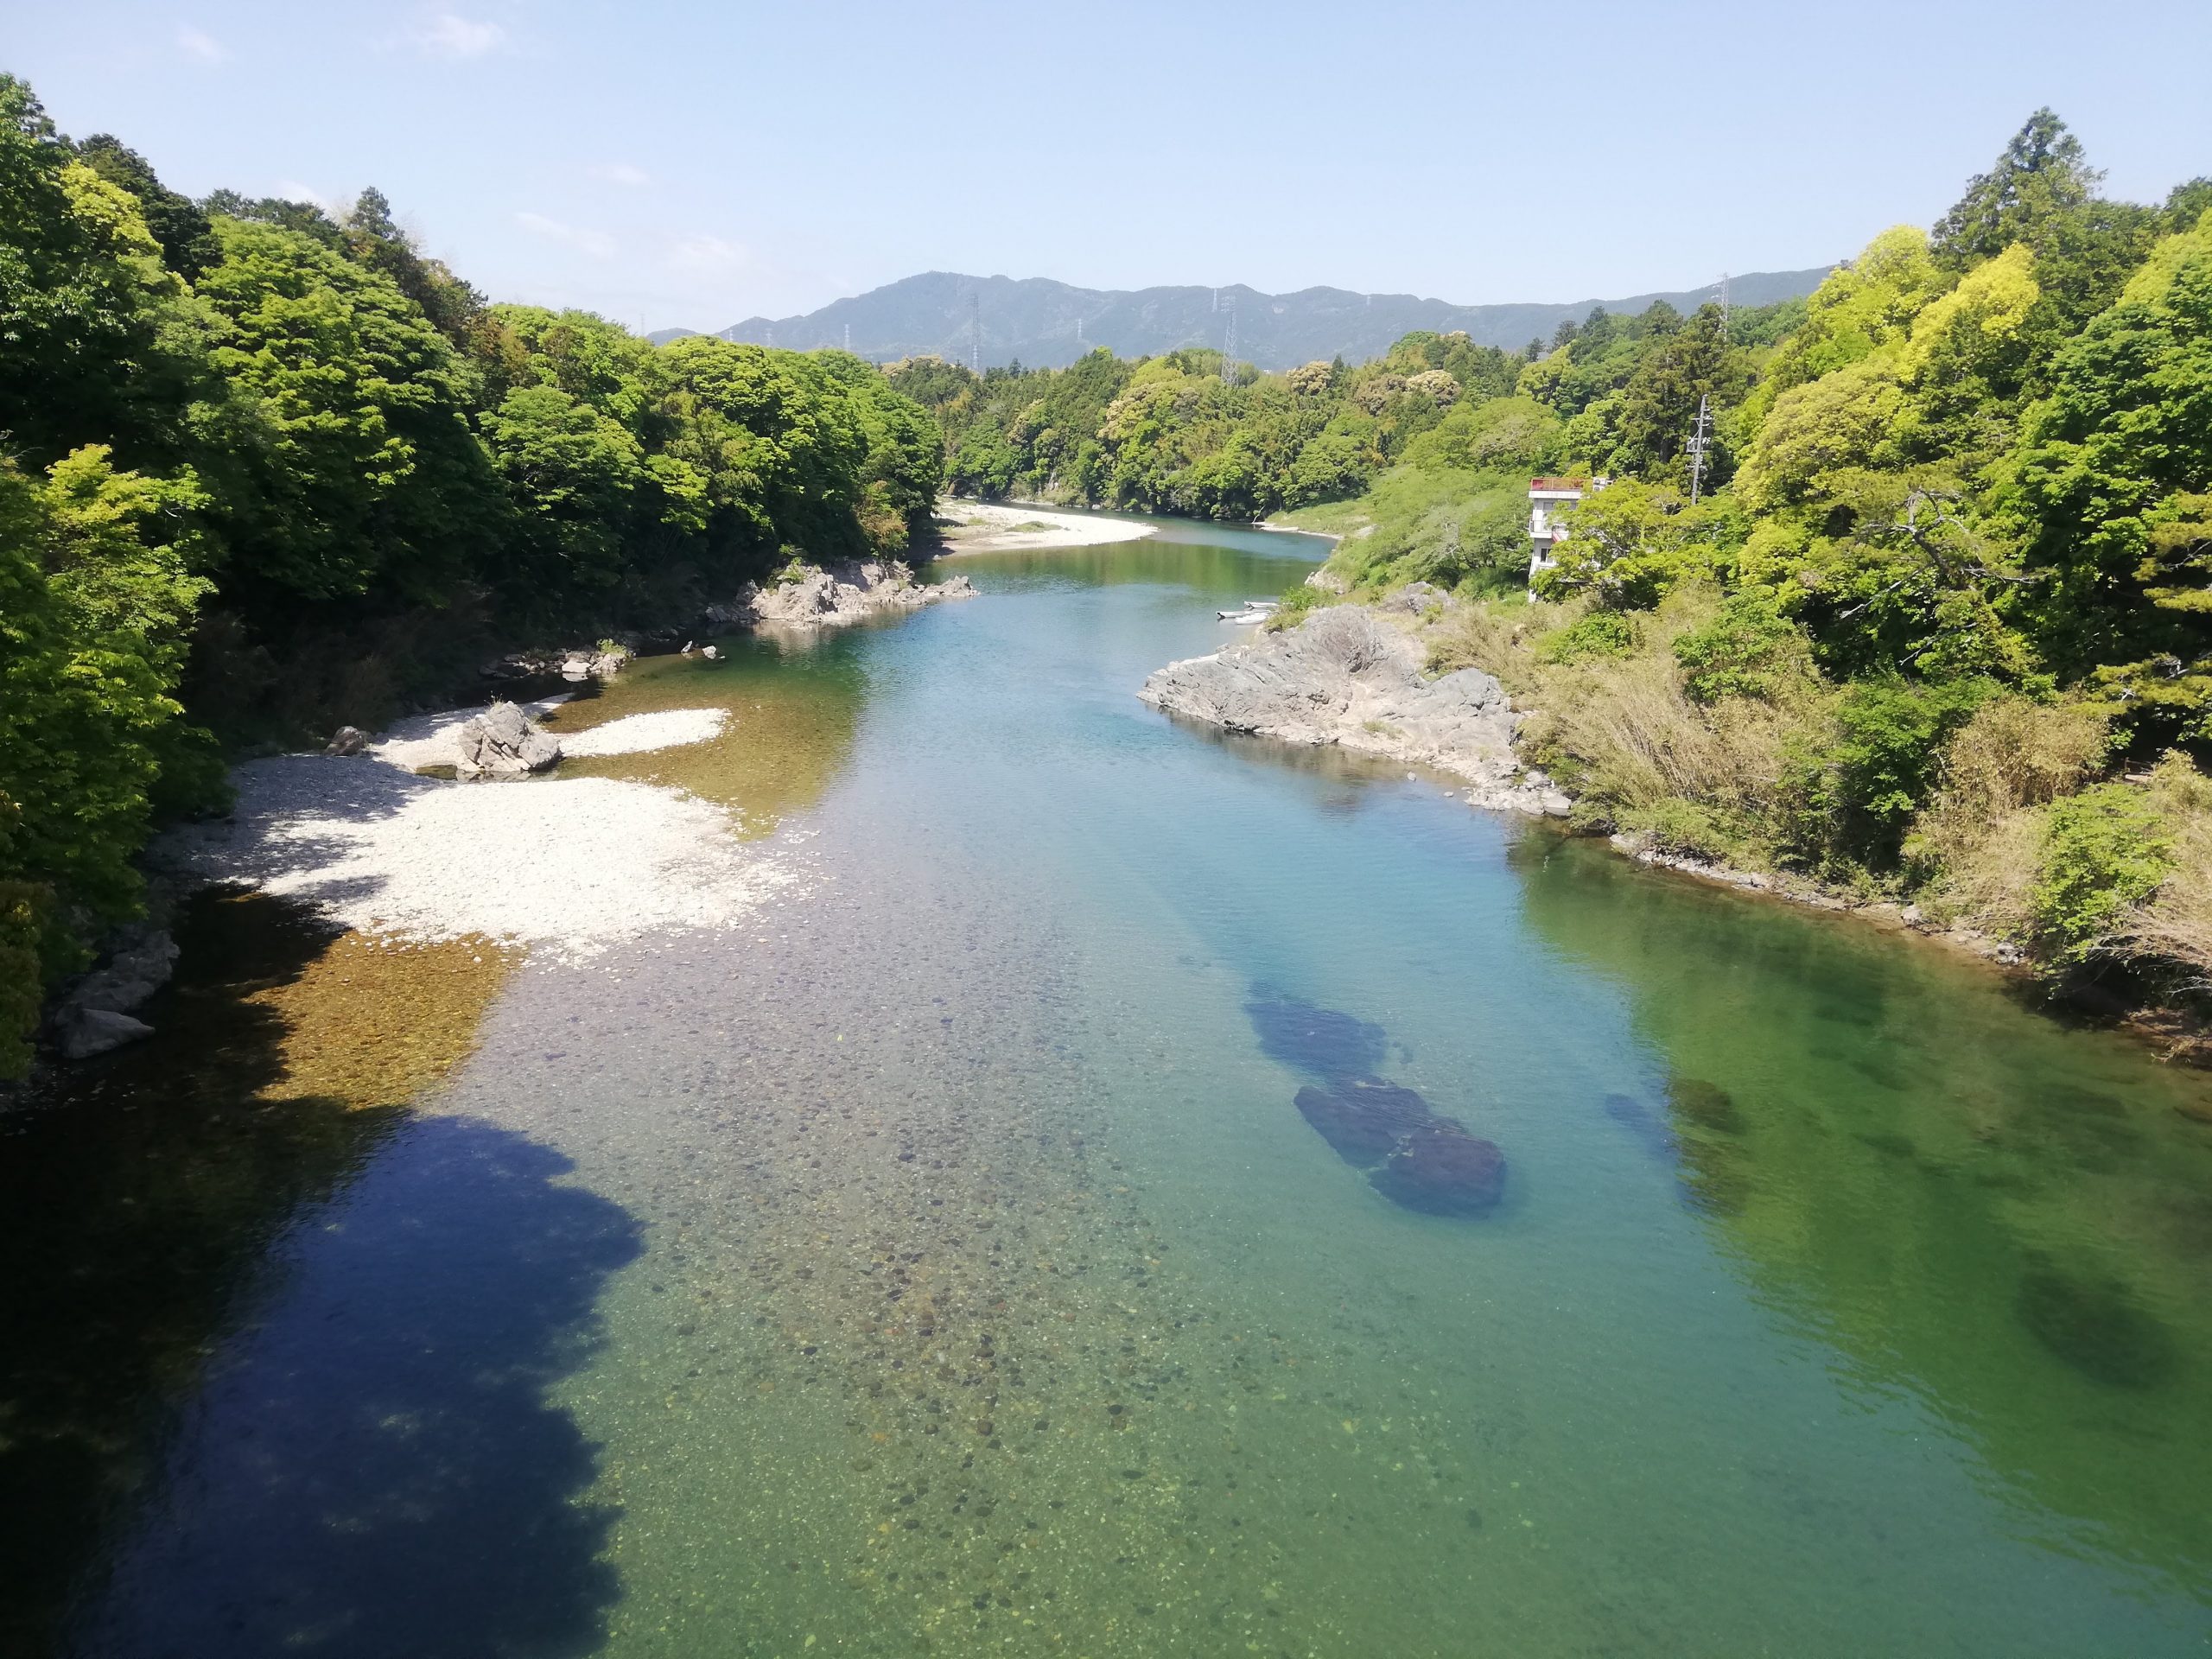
[652,266,1834,370]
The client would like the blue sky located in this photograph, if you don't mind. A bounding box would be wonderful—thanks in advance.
[12,2,2212,332]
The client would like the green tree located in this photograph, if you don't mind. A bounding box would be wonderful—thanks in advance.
[196,214,500,601]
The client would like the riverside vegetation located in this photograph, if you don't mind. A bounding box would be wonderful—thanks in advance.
[0,75,943,1072]
[904,112,2212,1035]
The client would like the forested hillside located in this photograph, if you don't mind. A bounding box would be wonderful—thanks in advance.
[0,73,941,1073]
[692,265,1834,370]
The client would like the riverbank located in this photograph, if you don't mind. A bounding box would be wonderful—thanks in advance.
[932,499,1157,552]
[1143,596,2212,1063]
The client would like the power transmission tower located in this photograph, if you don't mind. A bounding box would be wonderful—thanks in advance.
[843,321,851,353]
[1686,392,1714,504]
[1718,271,1732,342]
[969,291,981,374]
[1221,292,1237,385]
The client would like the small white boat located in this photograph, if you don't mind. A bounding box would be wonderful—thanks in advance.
[1217,600,1280,624]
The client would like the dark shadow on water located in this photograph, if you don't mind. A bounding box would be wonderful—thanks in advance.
[1,896,395,1658]
[67,1114,642,1659]
[0,893,642,1659]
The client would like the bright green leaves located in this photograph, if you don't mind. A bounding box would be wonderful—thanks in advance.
[198,215,498,601]
[2030,783,2177,961]
[2012,219,2212,744]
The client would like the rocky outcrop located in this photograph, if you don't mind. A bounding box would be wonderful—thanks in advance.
[455,702,561,778]
[481,645,629,686]
[1140,605,1569,817]
[736,561,976,630]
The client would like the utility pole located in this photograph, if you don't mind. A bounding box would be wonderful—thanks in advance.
[1686,392,1713,505]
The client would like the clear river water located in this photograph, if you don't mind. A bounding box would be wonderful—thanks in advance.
[5,519,2211,1658]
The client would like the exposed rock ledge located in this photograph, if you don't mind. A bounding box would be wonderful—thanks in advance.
[714,559,976,630]
[1139,603,1571,817]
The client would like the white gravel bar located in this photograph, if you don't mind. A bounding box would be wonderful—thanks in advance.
[557,707,729,757]
[161,750,791,958]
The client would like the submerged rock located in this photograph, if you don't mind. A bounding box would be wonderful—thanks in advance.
[1294,1078,1436,1165]
[1369,1122,1508,1216]
[1667,1077,1746,1136]
[1246,990,1387,1080]
[455,701,562,779]
[2016,1255,2177,1389]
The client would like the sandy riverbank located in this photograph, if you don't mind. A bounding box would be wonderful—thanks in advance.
[931,499,1156,553]
[156,703,790,962]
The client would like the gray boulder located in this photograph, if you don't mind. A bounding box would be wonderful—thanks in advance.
[56,1007,155,1060]
[455,701,562,778]
[68,926,180,1015]
[1141,605,1565,813]
[325,725,369,756]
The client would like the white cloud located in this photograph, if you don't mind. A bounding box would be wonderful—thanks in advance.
[176,25,227,64]
[669,234,752,276]
[516,211,616,259]
[587,162,652,188]
[413,13,506,59]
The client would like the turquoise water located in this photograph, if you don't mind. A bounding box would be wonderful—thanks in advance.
[10,524,2212,1656]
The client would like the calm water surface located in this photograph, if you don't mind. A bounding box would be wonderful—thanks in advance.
[7,522,2212,1657]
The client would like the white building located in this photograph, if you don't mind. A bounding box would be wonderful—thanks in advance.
[1527,475,1607,587]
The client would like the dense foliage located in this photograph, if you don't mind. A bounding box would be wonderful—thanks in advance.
[896,110,2209,1009]
[0,74,940,1071]
[1374,112,2208,1007]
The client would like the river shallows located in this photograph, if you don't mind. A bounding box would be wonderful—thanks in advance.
[11,520,2212,1657]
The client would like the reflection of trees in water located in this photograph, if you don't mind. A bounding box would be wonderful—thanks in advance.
[1511,833,2212,1596]
[940,538,1315,594]
[0,893,640,1657]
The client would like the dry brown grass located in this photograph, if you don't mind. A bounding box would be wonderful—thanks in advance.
[2113,753,2212,987]
[1909,696,2113,935]
[1434,588,1820,856]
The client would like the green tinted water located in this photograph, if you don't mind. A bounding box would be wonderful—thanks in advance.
[11,524,2211,1656]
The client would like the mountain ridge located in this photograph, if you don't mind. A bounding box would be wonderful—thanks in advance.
[648,266,1835,369]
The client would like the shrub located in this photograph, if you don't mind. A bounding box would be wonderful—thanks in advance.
[1622,798,1741,861]
[1780,677,1992,870]
[1904,695,2113,934]
[2031,783,2177,962]
[1671,594,1805,702]
[1536,609,1638,664]
[2105,753,2212,984]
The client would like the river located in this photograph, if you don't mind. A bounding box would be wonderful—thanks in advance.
[4,519,2210,1657]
